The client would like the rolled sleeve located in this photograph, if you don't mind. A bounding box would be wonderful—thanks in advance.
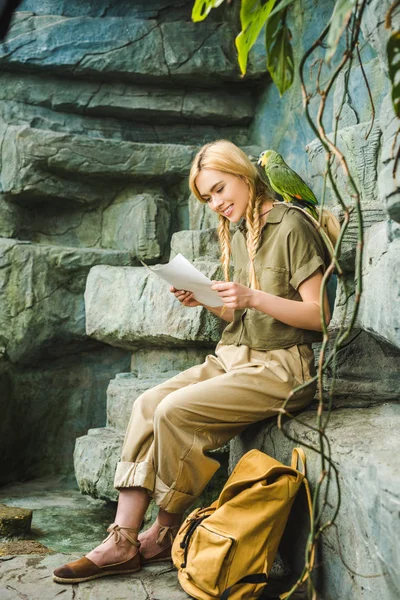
[289,255,324,290]
[288,212,326,291]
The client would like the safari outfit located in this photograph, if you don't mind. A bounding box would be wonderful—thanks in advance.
[114,203,329,513]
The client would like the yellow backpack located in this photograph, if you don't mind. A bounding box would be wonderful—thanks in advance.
[172,448,313,600]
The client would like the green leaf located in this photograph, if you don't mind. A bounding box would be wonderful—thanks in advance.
[268,0,296,19]
[387,31,400,118]
[265,8,294,96]
[235,0,277,75]
[325,0,356,64]
[192,0,226,22]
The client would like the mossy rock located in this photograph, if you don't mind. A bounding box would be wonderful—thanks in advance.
[0,504,32,537]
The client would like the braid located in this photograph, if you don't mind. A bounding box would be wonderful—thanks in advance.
[218,215,231,281]
[188,140,276,289]
[245,186,264,290]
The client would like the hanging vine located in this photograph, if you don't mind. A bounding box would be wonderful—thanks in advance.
[192,0,399,597]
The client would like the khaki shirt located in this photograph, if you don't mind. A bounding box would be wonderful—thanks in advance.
[220,203,330,351]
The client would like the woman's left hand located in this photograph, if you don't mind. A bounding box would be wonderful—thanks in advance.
[211,281,255,310]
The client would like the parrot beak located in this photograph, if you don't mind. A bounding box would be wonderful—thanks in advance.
[258,152,267,167]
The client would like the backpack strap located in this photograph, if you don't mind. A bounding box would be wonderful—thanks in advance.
[279,449,315,599]
[291,447,306,474]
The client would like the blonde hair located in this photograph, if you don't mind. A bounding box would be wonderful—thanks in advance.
[189,140,274,289]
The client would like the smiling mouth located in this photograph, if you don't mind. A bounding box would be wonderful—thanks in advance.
[222,204,233,216]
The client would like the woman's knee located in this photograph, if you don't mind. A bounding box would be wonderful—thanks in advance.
[153,390,187,428]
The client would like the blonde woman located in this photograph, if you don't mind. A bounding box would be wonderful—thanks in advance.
[53,140,330,584]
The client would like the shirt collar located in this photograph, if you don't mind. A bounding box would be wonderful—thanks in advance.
[238,201,285,233]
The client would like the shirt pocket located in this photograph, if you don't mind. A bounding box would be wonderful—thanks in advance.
[258,266,289,296]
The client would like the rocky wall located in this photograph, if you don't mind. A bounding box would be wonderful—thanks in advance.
[0,0,399,597]
[242,0,400,597]
[0,0,265,481]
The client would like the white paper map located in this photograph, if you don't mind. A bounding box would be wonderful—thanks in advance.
[141,253,223,307]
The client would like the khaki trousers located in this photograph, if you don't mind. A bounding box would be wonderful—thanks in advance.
[114,342,316,514]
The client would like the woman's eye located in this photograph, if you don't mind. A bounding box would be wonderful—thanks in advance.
[216,187,224,194]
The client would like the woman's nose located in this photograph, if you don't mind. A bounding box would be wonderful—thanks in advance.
[210,196,223,211]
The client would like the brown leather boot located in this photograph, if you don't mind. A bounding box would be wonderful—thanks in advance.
[140,523,180,565]
[53,523,141,584]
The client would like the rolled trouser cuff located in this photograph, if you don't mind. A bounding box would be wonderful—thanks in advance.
[154,474,197,514]
[114,460,155,494]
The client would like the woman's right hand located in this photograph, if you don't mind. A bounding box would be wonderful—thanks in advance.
[170,287,202,308]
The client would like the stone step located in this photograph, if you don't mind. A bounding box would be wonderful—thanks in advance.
[0,72,255,126]
[106,371,180,432]
[1,124,260,206]
[74,427,123,501]
[1,13,265,86]
[85,261,224,351]
[0,184,173,260]
[1,98,249,146]
[1,125,198,204]
[0,238,136,364]
[230,402,400,599]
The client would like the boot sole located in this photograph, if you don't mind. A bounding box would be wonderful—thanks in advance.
[53,565,141,584]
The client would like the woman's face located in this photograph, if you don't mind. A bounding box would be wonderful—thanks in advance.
[195,168,250,223]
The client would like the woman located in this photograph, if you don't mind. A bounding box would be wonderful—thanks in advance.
[53,140,330,584]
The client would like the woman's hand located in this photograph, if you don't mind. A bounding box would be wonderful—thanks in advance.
[170,286,202,308]
[211,281,255,310]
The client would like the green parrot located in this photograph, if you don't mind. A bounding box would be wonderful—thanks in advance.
[257,150,319,219]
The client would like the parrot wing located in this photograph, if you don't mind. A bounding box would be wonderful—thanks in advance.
[266,163,318,206]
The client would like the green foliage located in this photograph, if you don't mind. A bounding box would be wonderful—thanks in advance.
[235,0,277,76]
[193,0,296,95]
[265,6,294,96]
[192,0,226,22]
[325,0,356,64]
[387,30,400,117]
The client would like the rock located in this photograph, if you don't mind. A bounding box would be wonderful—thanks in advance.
[84,263,224,350]
[0,97,249,147]
[107,372,180,432]
[332,57,389,130]
[230,402,400,600]
[0,552,189,600]
[378,94,400,222]
[0,239,135,364]
[0,346,130,485]
[130,347,209,377]
[360,221,400,349]
[74,428,123,501]
[0,72,255,126]
[361,0,394,73]
[0,13,264,84]
[322,330,400,403]
[16,0,182,19]
[0,504,32,537]
[189,192,220,230]
[0,195,22,238]
[101,188,171,261]
[306,121,385,271]
[0,126,198,205]
[170,228,221,261]
[1,180,172,257]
